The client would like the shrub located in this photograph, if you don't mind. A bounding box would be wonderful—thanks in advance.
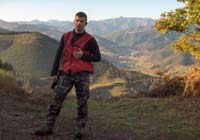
[0,71,22,95]
[148,75,185,97]
[183,67,200,96]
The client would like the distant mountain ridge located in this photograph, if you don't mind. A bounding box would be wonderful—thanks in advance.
[0,20,63,40]
[0,17,155,37]
[0,28,11,33]
[0,17,196,75]
[87,17,155,36]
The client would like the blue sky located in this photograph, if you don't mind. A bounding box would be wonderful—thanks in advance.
[0,0,185,21]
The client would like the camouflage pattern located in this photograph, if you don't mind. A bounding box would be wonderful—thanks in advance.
[45,71,89,129]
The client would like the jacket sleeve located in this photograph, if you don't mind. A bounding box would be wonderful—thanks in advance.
[81,37,101,62]
[50,35,65,76]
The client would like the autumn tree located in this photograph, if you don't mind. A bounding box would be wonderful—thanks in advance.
[155,0,200,59]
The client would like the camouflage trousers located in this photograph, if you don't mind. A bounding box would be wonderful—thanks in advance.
[46,71,90,129]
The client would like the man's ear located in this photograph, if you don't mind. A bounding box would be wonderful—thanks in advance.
[85,21,88,25]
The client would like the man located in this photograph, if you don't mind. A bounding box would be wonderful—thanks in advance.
[35,11,101,139]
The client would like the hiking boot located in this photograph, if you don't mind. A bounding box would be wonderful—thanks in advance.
[74,127,83,139]
[74,132,82,139]
[34,125,53,136]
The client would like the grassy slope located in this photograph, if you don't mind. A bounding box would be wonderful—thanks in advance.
[0,70,199,139]
[0,32,58,78]
[86,96,200,140]
[0,89,199,140]
[0,32,130,95]
[106,27,196,76]
[0,32,59,88]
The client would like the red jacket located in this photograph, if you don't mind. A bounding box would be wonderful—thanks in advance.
[61,31,94,73]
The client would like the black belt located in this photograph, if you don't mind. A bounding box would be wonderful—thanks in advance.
[61,70,89,75]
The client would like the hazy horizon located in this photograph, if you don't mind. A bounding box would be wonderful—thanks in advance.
[0,0,184,22]
[0,16,157,22]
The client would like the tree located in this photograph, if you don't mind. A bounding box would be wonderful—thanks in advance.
[155,0,200,59]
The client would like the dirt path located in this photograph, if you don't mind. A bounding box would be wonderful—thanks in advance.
[0,94,136,140]
[0,93,200,140]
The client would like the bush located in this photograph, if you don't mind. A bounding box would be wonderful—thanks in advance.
[0,73,22,95]
[0,59,14,72]
[148,75,185,97]
[149,66,200,97]
[183,67,200,96]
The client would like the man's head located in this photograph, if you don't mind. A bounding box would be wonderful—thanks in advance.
[74,11,87,33]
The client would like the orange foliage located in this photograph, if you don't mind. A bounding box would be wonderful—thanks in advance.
[0,76,22,95]
[150,66,200,97]
[183,67,200,96]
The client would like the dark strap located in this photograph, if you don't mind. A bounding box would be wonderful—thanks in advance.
[58,32,71,70]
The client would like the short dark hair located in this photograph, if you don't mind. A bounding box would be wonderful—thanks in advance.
[75,11,87,22]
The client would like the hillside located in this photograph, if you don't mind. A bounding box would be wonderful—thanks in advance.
[0,20,19,30]
[0,18,200,140]
[87,17,155,36]
[1,55,199,140]
[0,20,63,40]
[94,35,129,68]
[13,24,63,40]
[0,31,156,96]
[0,17,155,39]
[91,58,156,97]
[15,17,155,37]
[0,90,199,140]
[0,32,58,86]
[106,26,196,75]
[0,18,196,75]
[0,28,11,33]
[1,65,199,140]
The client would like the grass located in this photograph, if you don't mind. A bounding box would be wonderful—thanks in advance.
[174,129,200,138]
[0,84,199,140]
[60,95,200,139]
[90,74,125,90]
[89,74,126,97]
[109,85,126,96]
[0,32,58,86]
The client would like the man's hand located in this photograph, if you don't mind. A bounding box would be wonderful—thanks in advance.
[73,49,83,59]
[50,76,58,89]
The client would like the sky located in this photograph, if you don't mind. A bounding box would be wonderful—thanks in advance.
[0,0,185,22]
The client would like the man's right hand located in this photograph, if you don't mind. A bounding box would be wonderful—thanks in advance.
[50,76,57,81]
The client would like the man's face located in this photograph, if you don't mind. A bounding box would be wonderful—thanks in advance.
[73,16,87,33]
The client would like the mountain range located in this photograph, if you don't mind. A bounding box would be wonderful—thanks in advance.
[0,30,156,97]
[0,17,155,39]
[106,26,196,75]
[0,17,197,76]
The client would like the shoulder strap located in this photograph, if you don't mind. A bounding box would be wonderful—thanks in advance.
[63,31,73,46]
[58,32,72,70]
[74,32,92,48]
